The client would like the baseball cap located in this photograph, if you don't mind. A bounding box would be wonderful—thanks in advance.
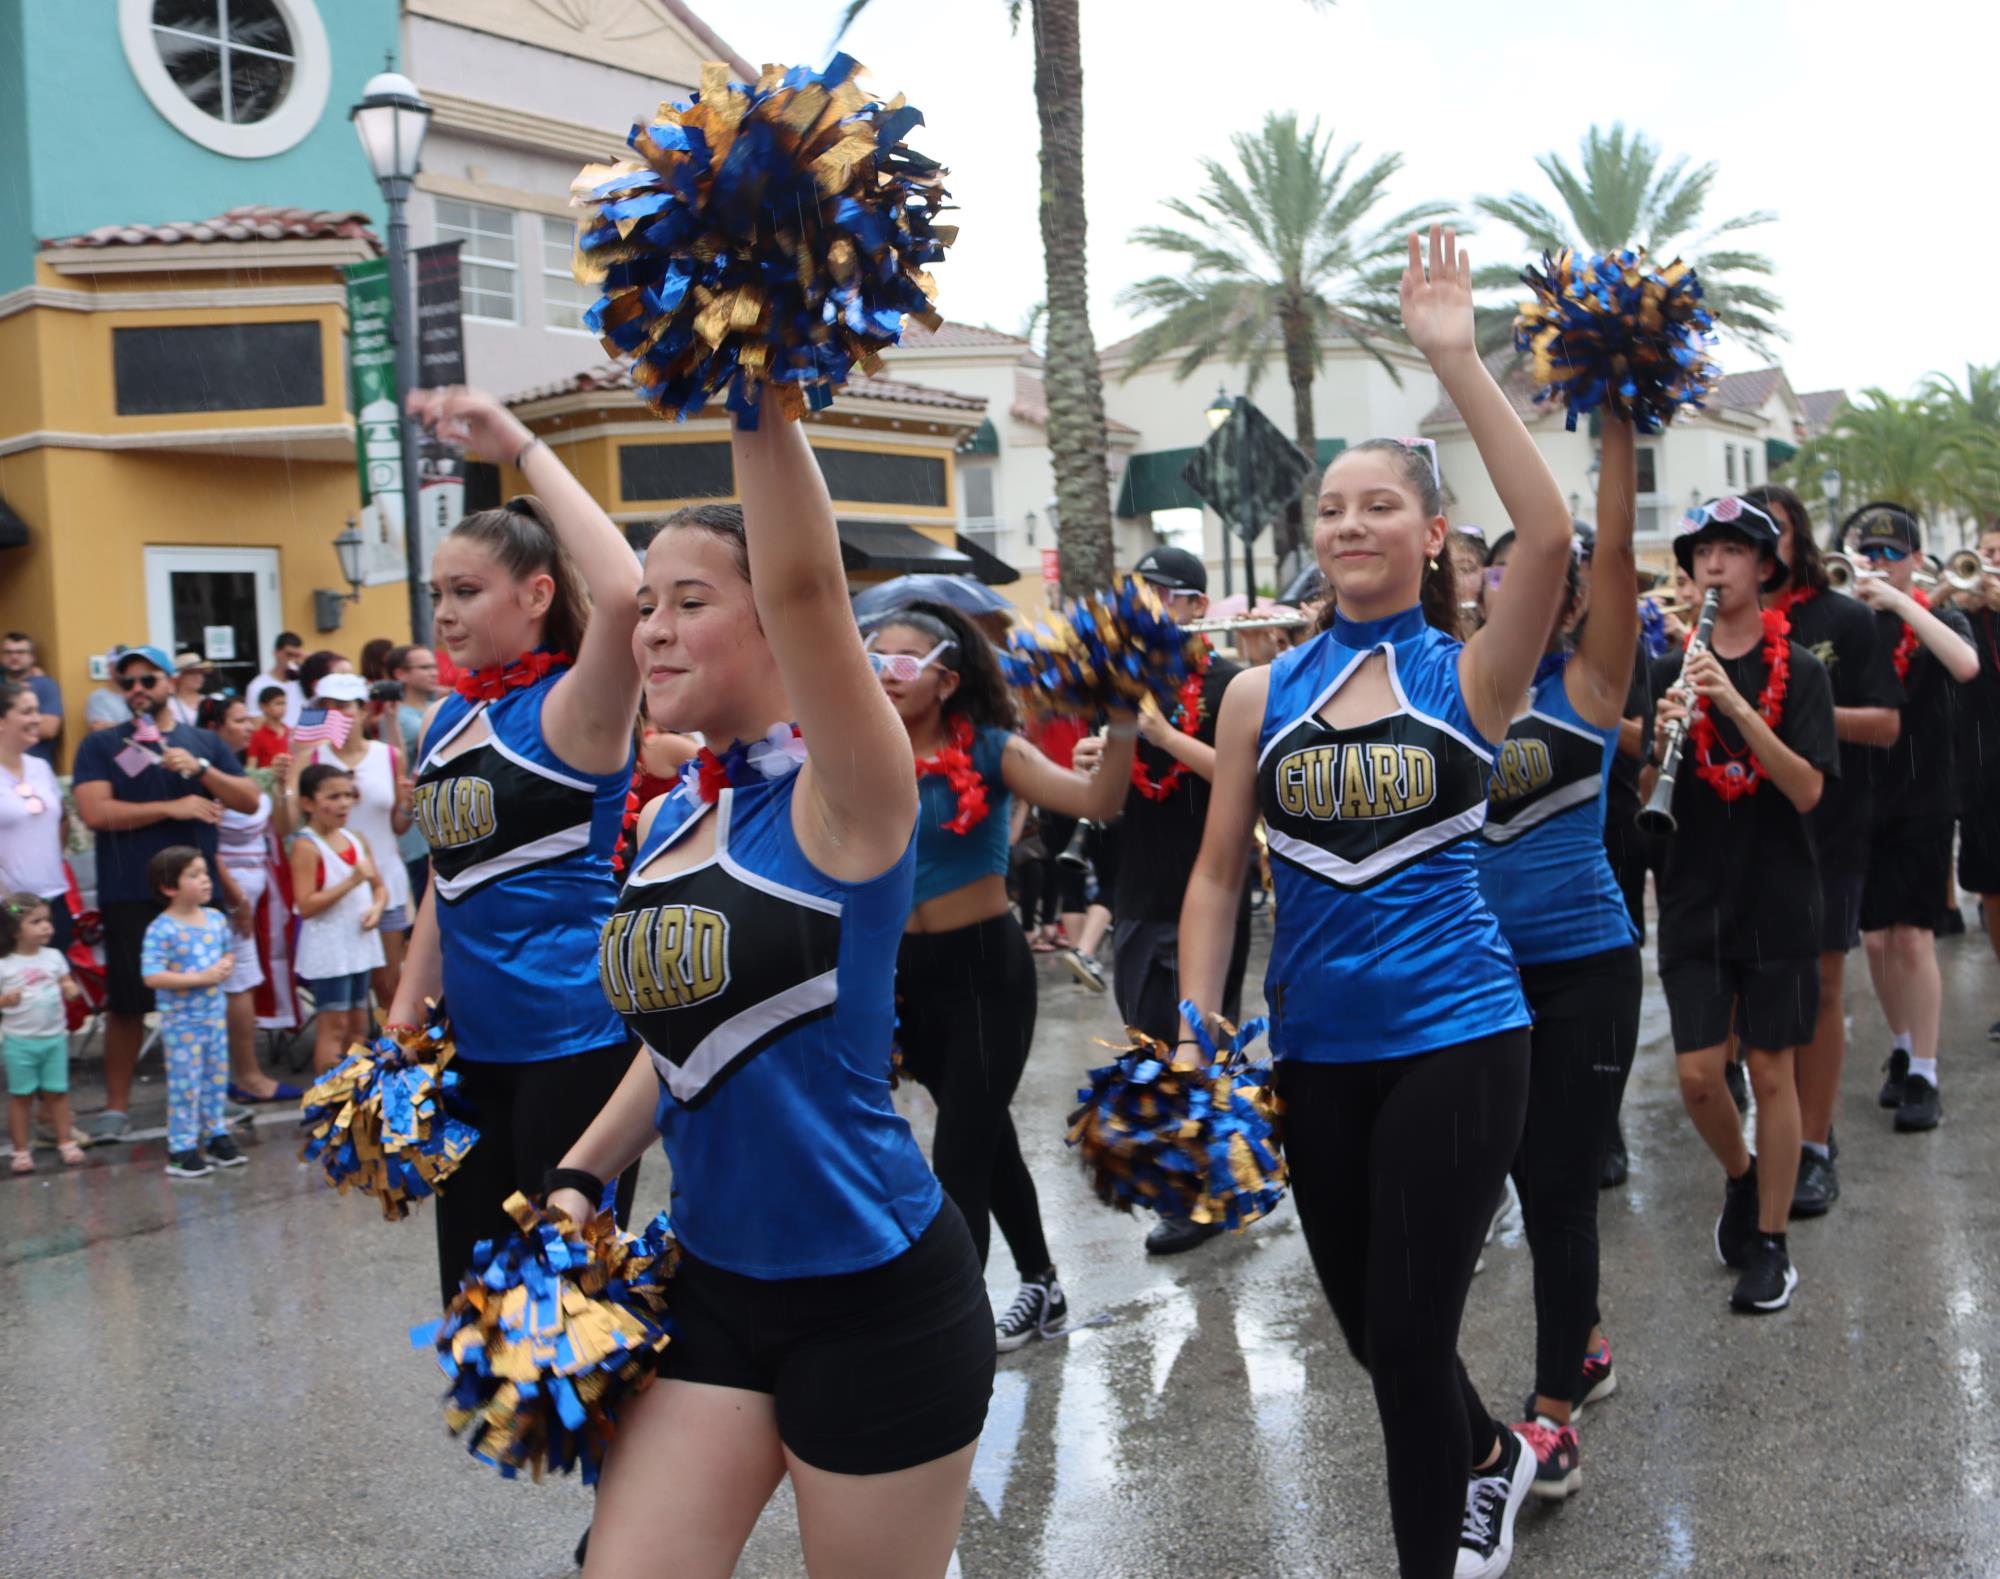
[1673,496,1787,593]
[113,644,174,674]
[313,672,370,703]
[1133,544,1208,594]
[1844,503,1921,556]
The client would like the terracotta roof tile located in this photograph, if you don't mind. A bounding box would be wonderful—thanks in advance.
[1710,367,1784,411]
[1424,351,1541,425]
[1008,366,1138,434]
[43,205,380,252]
[1799,389,1848,434]
[897,320,1033,349]
[506,362,987,414]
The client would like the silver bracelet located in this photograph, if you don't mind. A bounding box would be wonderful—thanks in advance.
[514,435,545,470]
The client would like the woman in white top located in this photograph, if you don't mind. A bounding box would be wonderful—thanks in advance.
[0,679,70,955]
[304,672,414,1010]
[289,762,387,1074]
[198,696,302,1104]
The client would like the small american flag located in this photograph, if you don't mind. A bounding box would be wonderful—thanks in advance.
[293,707,351,747]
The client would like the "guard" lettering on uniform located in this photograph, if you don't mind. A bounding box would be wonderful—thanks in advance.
[1274,743,1436,821]
[413,777,497,849]
[1487,738,1552,804]
[598,905,732,1016]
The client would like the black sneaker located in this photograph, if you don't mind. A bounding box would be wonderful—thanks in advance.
[1827,1125,1839,1162]
[1894,1073,1941,1132]
[1790,1148,1838,1218]
[1987,1019,2000,1044]
[1513,1415,1582,1501]
[1730,1236,1798,1314]
[1145,1218,1225,1256]
[165,1150,212,1179]
[995,1271,1068,1352]
[1714,1161,1760,1270]
[1574,1336,1617,1412]
[206,1134,249,1169]
[1723,1056,1749,1117]
[1456,1428,1534,1578]
[1599,1125,1628,1189]
[1878,1048,1909,1108]
[1061,949,1107,993]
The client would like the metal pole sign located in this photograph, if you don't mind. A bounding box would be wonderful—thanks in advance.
[1180,398,1313,546]
[413,241,468,575]
[343,257,404,585]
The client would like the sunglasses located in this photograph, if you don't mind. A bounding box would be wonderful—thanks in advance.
[1680,495,1776,535]
[866,639,955,684]
[1482,566,1506,591]
[1858,543,1909,563]
[10,781,44,817]
[117,673,163,691]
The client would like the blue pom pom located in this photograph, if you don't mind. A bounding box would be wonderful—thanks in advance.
[1001,577,1205,719]
[567,56,953,426]
[300,1024,477,1220]
[1066,1002,1285,1229]
[1513,249,1719,434]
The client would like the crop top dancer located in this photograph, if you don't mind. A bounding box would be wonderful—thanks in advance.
[1475,416,1643,1502]
[545,400,993,1579]
[1178,229,1572,1579]
[387,388,641,1307]
[869,600,1133,1353]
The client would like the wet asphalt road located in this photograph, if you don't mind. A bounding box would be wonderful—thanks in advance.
[5,911,2000,1579]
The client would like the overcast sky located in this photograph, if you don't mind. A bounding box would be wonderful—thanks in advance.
[703,0,1996,402]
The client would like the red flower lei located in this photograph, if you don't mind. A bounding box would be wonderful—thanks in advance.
[453,649,572,701]
[1688,608,1791,802]
[1772,583,1818,617]
[916,714,990,834]
[1131,643,1210,802]
[1890,588,1929,682]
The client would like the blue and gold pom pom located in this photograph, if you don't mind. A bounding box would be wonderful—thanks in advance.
[1513,249,1719,434]
[1066,1001,1285,1230]
[1001,577,1204,719]
[299,1022,477,1220]
[412,1193,677,1484]
[569,53,953,427]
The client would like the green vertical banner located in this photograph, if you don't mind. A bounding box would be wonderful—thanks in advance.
[344,258,403,577]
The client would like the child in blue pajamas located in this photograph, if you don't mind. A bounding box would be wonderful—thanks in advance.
[139,846,246,1179]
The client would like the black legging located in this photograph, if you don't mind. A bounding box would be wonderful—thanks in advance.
[433,1042,642,1305]
[896,914,1051,1278]
[1276,1031,1529,1579]
[1017,815,1085,929]
[1509,946,1641,1406]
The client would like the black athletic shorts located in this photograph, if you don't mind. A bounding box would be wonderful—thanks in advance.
[1959,805,2000,895]
[1660,955,1819,1054]
[657,1197,994,1474]
[1861,816,1954,932]
[1819,866,1867,955]
[101,898,165,1016]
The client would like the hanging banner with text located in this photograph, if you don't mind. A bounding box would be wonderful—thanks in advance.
[343,257,405,583]
[412,241,468,574]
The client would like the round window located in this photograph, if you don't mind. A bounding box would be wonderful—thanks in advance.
[120,0,330,160]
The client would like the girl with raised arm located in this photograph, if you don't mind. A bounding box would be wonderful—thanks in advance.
[389,387,643,1304]
[1178,229,1571,1579]
[544,403,992,1579]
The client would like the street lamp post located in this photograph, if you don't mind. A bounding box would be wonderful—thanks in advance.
[350,71,433,643]
[1821,465,1844,547]
[1205,389,1255,602]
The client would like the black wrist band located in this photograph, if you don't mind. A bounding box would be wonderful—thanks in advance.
[541,1166,604,1206]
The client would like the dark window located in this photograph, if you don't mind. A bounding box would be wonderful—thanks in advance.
[113,322,323,415]
[1636,446,1658,495]
[152,0,295,125]
[462,461,502,515]
[619,442,734,501]
[816,448,947,507]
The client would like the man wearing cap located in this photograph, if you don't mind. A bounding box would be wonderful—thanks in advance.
[1648,497,1837,1314]
[1843,504,1979,1134]
[1097,544,1254,1255]
[71,645,259,1142]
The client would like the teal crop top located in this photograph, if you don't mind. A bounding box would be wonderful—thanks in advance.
[911,724,1013,905]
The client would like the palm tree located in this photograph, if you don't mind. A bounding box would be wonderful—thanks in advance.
[1116,112,1452,567]
[1922,362,2000,527]
[1787,390,1961,529]
[1473,124,1783,354]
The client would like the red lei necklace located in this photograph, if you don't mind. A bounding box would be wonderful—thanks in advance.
[916,714,990,834]
[1890,588,1929,682]
[1772,583,1818,617]
[1131,643,1210,802]
[454,649,572,702]
[1689,609,1791,802]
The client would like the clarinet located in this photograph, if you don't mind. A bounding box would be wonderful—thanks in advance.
[1636,586,1722,834]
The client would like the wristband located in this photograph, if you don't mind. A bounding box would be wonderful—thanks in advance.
[1105,722,1139,741]
[514,435,545,470]
[541,1165,605,1208]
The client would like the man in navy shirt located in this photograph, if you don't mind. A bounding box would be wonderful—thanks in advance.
[72,644,258,1142]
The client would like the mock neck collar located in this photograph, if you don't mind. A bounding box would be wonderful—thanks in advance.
[1330,604,1428,648]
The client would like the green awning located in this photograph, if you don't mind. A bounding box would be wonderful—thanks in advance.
[1766,437,1799,469]
[1315,437,1346,466]
[1116,447,1205,517]
[957,418,999,456]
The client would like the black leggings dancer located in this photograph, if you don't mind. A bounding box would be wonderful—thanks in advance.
[1018,813,1085,930]
[1510,947,1641,1405]
[896,914,1051,1276]
[1275,1031,1530,1578]
[433,1042,642,1304]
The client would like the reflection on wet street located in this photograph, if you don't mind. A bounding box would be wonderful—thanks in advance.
[5,918,2000,1578]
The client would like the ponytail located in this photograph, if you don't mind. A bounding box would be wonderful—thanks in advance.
[448,496,590,656]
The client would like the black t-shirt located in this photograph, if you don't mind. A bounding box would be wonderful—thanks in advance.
[1649,639,1838,962]
[1113,653,1242,923]
[1955,606,2000,799]
[1783,590,1903,872]
[1870,604,1975,822]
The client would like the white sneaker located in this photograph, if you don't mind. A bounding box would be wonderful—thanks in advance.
[1455,1429,1534,1578]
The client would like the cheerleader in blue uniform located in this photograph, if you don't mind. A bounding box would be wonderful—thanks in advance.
[1474,417,1643,1501]
[1178,229,1572,1579]
[388,388,642,1304]
[543,398,992,1578]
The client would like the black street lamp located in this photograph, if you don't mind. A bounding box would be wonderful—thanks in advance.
[314,519,370,633]
[350,69,433,643]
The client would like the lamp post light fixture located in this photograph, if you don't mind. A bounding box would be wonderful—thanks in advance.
[314,519,371,633]
[350,68,433,643]
[1205,386,1233,432]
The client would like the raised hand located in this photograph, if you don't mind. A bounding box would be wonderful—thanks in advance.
[406,385,534,467]
[1399,225,1476,365]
